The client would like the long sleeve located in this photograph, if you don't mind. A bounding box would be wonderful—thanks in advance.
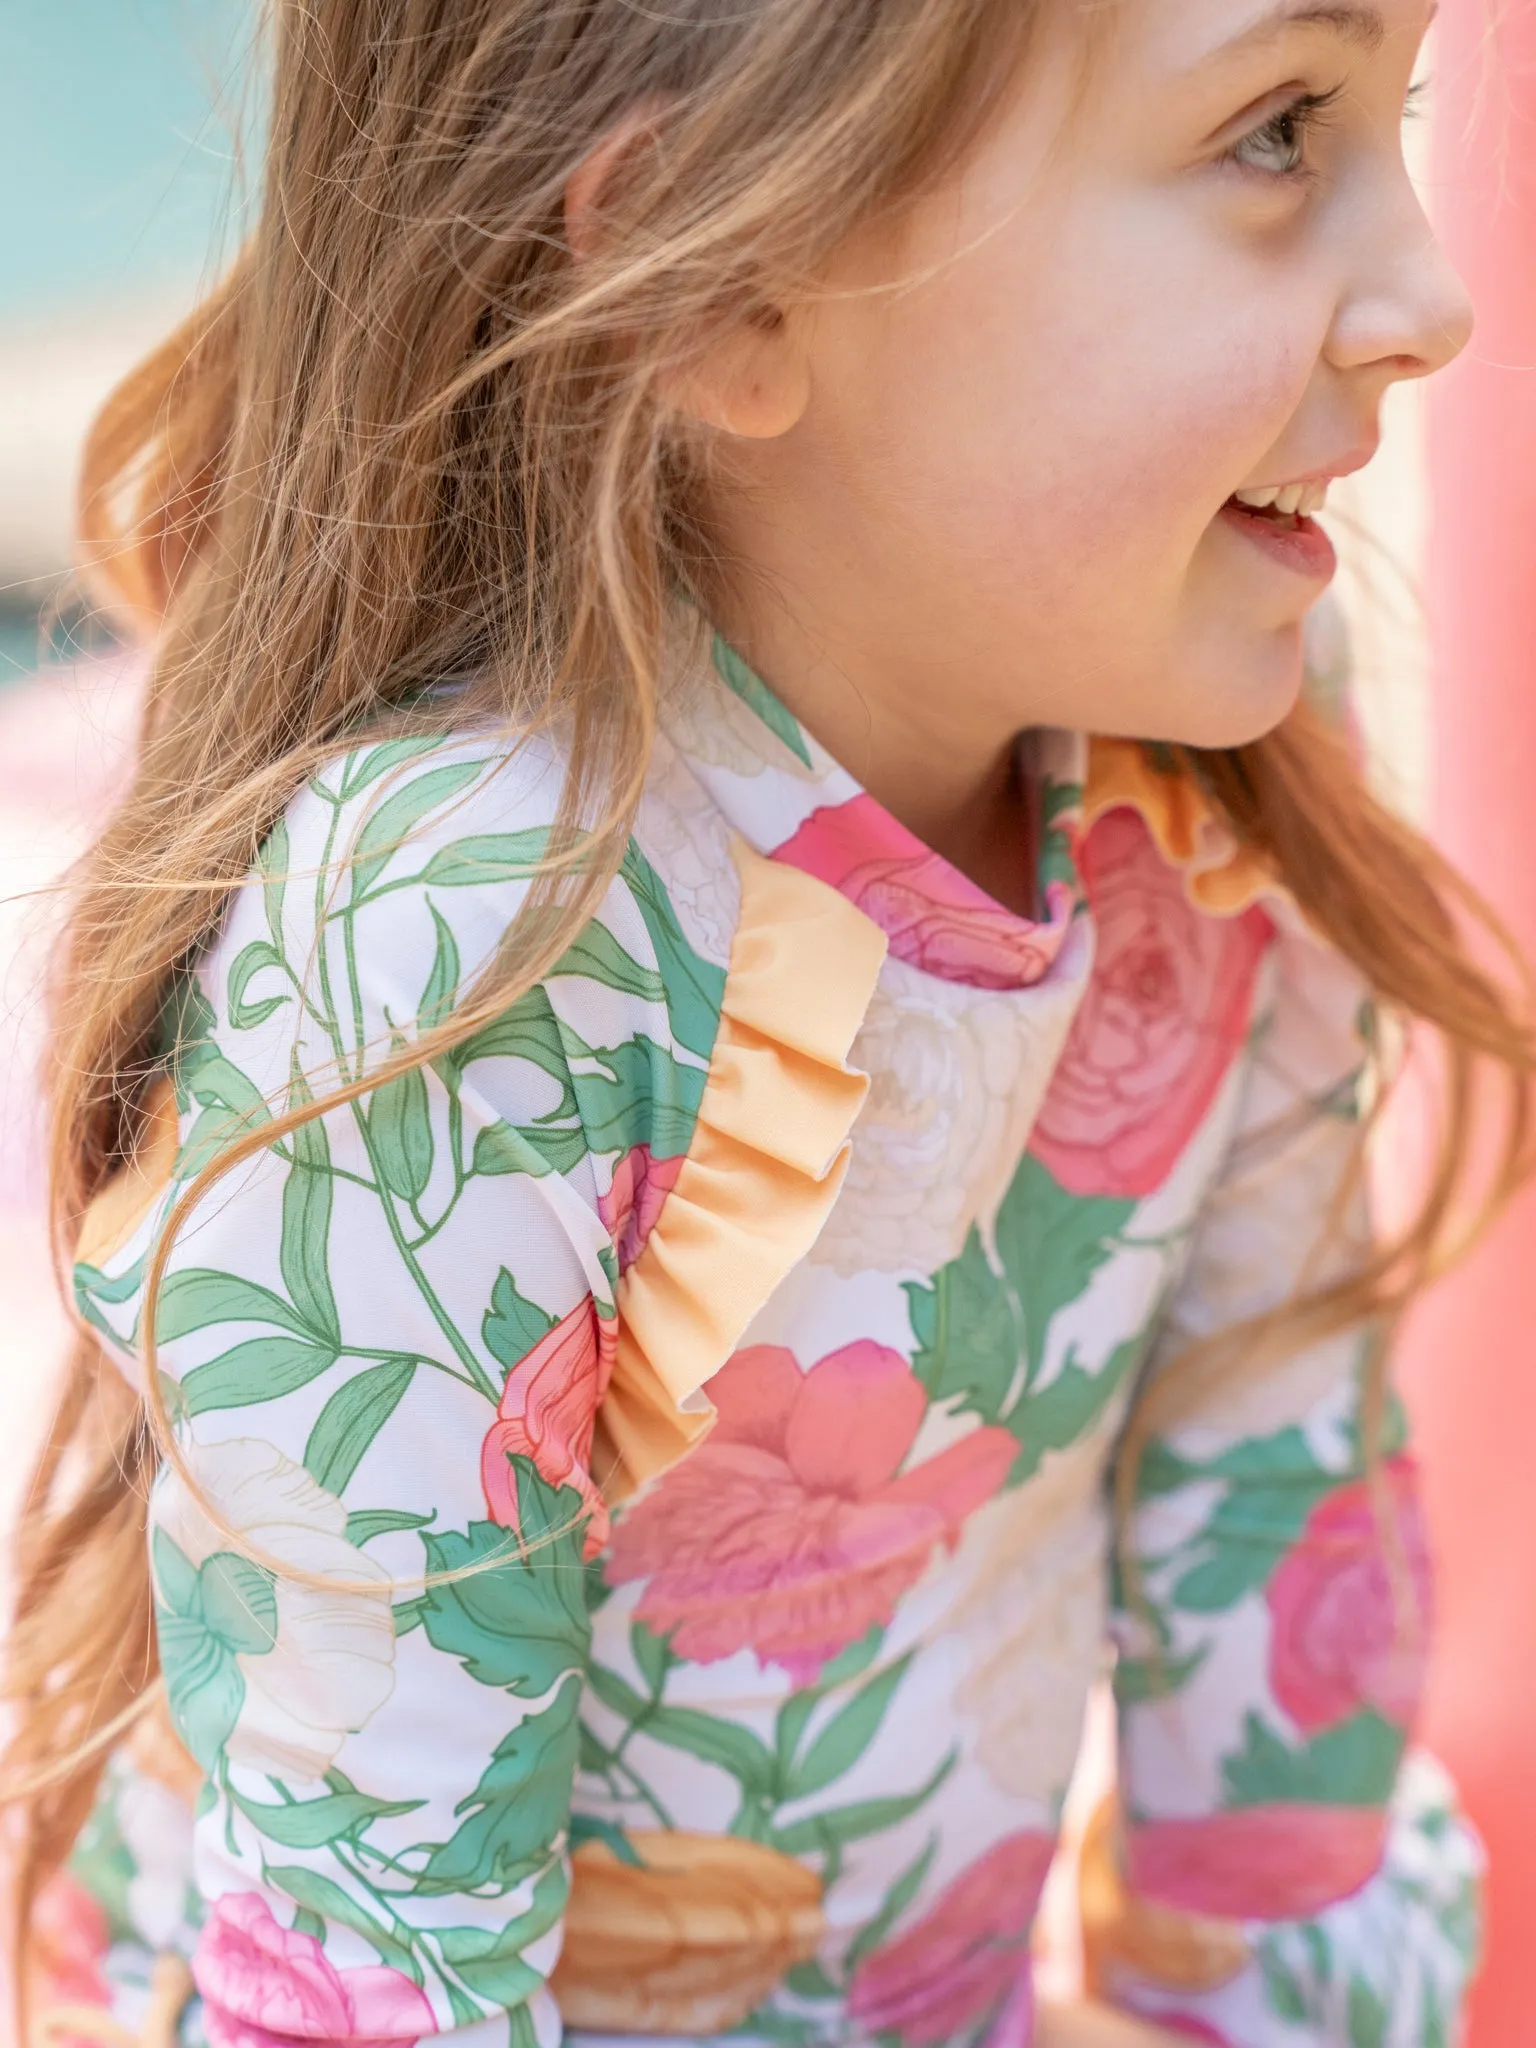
[75,736,720,2046]
[1093,910,1484,2045]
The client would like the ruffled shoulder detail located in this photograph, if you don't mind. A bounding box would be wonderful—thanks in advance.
[594,836,888,1502]
[1084,736,1280,920]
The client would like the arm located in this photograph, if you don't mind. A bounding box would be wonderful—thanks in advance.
[1095,916,1483,2046]
[109,741,713,2045]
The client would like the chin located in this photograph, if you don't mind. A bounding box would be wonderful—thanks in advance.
[1169,622,1308,752]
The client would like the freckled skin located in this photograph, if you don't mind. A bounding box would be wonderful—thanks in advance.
[700,0,1470,887]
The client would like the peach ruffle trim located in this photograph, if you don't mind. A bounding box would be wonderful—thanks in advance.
[594,835,888,1504]
[1085,736,1279,919]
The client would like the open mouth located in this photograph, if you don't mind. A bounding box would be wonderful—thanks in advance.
[1218,483,1337,581]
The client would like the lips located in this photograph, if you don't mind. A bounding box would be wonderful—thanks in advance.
[1218,495,1338,582]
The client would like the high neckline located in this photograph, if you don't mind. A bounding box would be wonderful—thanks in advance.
[665,630,1086,993]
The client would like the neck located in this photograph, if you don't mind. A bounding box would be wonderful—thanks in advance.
[709,589,1040,918]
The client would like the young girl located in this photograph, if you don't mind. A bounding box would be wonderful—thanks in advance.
[8,0,1524,2043]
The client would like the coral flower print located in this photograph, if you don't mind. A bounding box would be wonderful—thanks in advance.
[606,1341,1016,1683]
[773,794,1072,990]
[599,1143,685,1272]
[33,1872,112,2010]
[196,1891,436,2048]
[848,1831,1056,2046]
[1126,1804,1387,1921]
[481,1296,616,1557]
[1030,807,1270,1198]
[1267,1457,1432,1736]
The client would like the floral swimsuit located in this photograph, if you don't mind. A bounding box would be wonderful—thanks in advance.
[51,624,1480,2048]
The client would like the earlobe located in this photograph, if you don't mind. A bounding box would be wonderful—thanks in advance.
[663,317,812,441]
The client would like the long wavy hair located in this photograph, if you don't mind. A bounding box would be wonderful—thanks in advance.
[5,0,1532,2010]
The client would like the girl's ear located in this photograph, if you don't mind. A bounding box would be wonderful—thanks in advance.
[564,114,812,441]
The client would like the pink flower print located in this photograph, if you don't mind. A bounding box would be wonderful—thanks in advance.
[33,1871,112,2009]
[195,1891,436,2048]
[606,1340,1017,1683]
[772,794,1071,990]
[1267,1457,1432,1737]
[1125,1803,1387,1921]
[481,1297,616,1558]
[599,1144,685,1272]
[847,1831,1057,2046]
[1030,807,1270,1198]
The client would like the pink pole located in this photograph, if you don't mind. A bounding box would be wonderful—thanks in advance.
[1402,0,1536,2035]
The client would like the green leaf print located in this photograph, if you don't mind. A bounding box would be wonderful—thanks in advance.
[438,1864,568,2003]
[155,1268,313,1343]
[569,1033,708,1162]
[266,1863,421,1979]
[281,1058,340,1344]
[174,1054,272,1178]
[472,1122,559,1179]
[786,1653,912,1801]
[993,1155,1136,1381]
[346,1506,434,1547]
[554,919,668,1007]
[156,1610,245,1773]
[584,1661,778,1797]
[1347,1975,1390,2048]
[370,1060,435,1201]
[1220,1709,1403,1810]
[713,634,815,769]
[444,989,577,1115]
[908,1154,1138,1450]
[845,1836,938,1975]
[348,758,484,902]
[260,812,290,951]
[419,1679,581,1894]
[769,1749,957,1857]
[906,1228,1019,1425]
[483,1268,557,1374]
[420,1490,588,1697]
[233,1780,425,1850]
[75,1253,148,1340]
[419,828,551,890]
[630,1619,672,1697]
[1008,1335,1141,1487]
[619,841,726,1062]
[227,940,290,1031]
[1258,1949,1315,2026]
[338,734,451,800]
[180,1334,339,1418]
[305,1360,417,1495]
[420,901,461,1030]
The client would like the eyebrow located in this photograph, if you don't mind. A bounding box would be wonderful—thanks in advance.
[1203,2,1387,62]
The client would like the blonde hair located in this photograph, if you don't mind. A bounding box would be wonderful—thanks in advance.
[5,0,1532,2010]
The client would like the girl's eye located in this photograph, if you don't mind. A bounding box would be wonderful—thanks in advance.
[1224,85,1346,181]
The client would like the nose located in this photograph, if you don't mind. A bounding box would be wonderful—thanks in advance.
[1325,180,1475,382]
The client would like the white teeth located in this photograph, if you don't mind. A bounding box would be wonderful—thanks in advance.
[1231,479,1332,518]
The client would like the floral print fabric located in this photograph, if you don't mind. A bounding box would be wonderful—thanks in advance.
[66,631,1480,2048]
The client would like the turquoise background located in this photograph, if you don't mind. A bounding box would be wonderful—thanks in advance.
[1,0,252,670]
[3,0,251,320]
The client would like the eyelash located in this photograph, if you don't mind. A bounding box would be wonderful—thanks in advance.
[1224,84,1345,182]
[1224,76,1432,185]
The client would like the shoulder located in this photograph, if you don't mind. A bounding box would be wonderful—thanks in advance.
[199,725,722,1062]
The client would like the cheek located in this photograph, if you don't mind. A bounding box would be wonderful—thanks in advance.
[885,201,1322,573]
